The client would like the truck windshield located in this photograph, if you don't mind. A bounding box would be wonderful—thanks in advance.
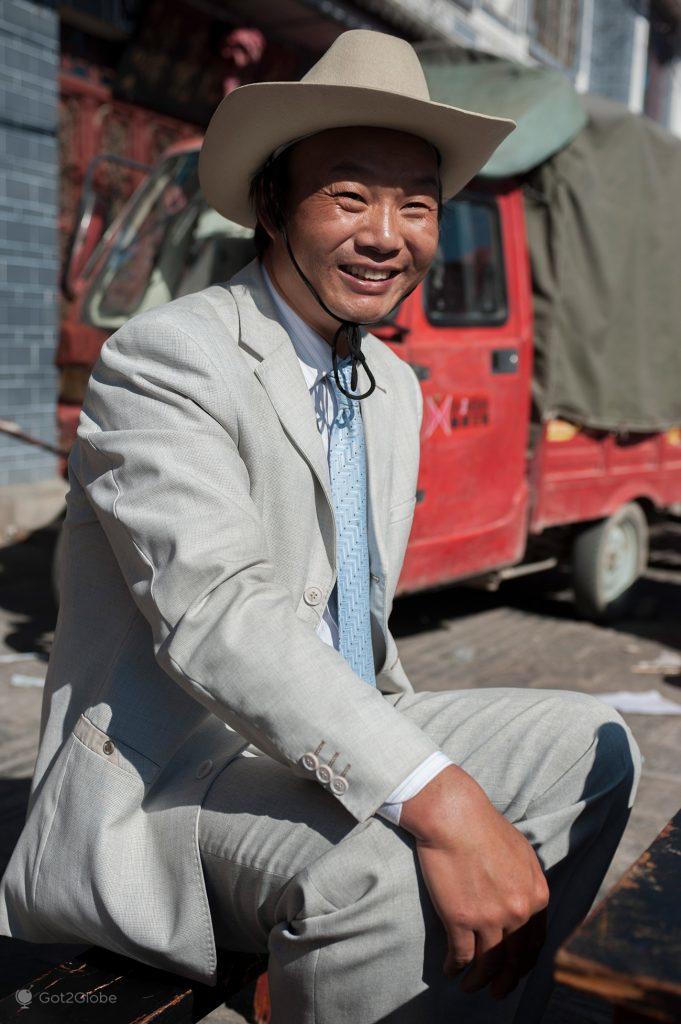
[83,149,255,330]
[425,194,507,326]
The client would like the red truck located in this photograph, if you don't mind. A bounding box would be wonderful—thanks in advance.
[56,63,681,622]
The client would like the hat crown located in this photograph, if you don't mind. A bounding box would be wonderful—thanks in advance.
[302,30,430,102]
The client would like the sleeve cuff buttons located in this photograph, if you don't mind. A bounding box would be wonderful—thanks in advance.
[316,764,333,784]
[300,748,349,796]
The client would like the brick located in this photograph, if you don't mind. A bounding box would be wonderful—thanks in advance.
[34,264,57,287]
[0,385,33,407]
[3,176,31,202]
[36,345,56,368]
[6,263,32,284]
[0,86,56,132]
[37,183,57,207]
[0,1,58,49]
[0,127,56,171]
[29,383,57,405]
[0,342,34,366]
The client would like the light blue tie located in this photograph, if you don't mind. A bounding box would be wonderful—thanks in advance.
[327,358,377,687]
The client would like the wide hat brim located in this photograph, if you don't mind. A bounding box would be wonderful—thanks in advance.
[198,81,516,229]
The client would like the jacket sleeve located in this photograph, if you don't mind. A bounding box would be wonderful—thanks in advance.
[70,313,440,823]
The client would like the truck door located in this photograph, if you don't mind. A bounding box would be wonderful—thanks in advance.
[399,187,533,591]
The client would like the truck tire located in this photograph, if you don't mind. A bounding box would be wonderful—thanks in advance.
[572,503,648,621]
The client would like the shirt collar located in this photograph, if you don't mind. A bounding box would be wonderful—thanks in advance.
[261,261,334,392]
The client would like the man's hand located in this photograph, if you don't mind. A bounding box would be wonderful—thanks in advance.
[400,764,549,1000]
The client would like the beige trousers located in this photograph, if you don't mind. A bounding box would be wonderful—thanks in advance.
[198,687,641,1023]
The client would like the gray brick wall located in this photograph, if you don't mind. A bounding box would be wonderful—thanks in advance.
[0,0,59,487]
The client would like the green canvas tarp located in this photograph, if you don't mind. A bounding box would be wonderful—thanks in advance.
[418,43,587,178]
[523,94,681,432]
[419,47,681,433]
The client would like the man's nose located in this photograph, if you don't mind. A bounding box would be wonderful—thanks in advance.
[354,204,401,256]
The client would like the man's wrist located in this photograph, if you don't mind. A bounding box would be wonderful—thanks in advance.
[376,751,453,826]
[399,763,485,841]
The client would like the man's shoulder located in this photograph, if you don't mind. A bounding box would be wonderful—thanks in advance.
[97,284,245,386]
[117,284,239,347]
[104,258,266,370]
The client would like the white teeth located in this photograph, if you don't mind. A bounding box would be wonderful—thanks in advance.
[344,266,392,281]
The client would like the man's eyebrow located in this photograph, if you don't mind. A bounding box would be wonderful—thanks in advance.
[328,161,439,190]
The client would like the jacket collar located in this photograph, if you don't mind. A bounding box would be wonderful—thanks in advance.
[260,262,333,392]
[227,258,393,580]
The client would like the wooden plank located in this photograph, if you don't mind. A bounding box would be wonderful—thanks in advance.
[555,809,681,1024]
[0,945,265,1024]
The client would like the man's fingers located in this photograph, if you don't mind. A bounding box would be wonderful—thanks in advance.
[510,906,547,976]
[443,925,475,979]
[490,909,549,1001]
[459,929,505,993]
[489,964,521,1001]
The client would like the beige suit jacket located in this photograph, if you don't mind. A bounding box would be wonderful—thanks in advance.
[0,258,439,983]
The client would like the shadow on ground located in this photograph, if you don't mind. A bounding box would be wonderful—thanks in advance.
[392,519,681,669]
[0,517,60,663]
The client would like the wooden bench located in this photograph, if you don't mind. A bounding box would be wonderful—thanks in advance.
[555,808,681,1023]
[0,943,269,1023]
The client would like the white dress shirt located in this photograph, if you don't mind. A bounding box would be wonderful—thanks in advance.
[257,264,452,824]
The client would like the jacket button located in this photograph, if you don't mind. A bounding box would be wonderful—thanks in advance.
[102,740,115,755]
[330,776,349,795]
[316,764,333,784]
[303,586,323,606]
[196,759,213,779]
[300,752,319,771]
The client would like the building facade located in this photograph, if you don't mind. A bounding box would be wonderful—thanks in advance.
[0,0,59,489]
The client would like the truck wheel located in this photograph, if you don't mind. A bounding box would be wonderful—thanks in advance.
[572,503,648,621]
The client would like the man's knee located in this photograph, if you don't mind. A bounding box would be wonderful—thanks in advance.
[551,691,641,803]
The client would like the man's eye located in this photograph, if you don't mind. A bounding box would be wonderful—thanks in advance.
[337,191,364,202]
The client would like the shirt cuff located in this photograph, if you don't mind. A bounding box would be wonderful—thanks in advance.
[376,751,453,826]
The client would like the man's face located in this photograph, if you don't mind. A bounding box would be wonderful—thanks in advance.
[263,127,441,340]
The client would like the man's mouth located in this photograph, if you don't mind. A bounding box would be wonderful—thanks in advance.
[339,264,400,282]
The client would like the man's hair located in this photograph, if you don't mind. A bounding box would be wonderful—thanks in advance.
[248,149,291,258]
[248,141,444,256]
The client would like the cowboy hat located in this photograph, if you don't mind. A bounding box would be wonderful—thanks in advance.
[199,29,516,229]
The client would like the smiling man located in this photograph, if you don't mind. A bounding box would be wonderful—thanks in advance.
[0,29,641,1024]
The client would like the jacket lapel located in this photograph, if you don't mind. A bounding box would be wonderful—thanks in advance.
[227,259,394,607]
[228,261,333,510]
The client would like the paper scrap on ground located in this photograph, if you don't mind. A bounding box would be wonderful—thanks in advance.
[595,688,681,715]
[631,650,681,675]
[10,674,45,688]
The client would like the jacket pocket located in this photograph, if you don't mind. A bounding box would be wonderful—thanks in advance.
[73,712,161,786]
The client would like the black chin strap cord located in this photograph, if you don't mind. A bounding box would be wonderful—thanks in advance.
[281,226,376,400]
